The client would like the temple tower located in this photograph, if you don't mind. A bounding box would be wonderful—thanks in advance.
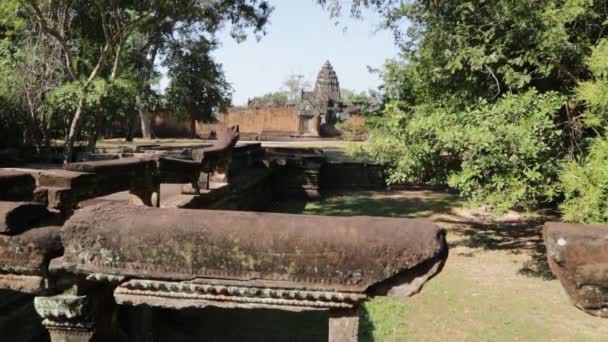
[313,61,341,106]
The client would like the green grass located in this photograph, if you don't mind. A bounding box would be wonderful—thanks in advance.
[269,190,608,341]
[268,190,462,219]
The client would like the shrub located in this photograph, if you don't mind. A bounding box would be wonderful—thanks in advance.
[560,139,608,223]
[336,119,368,140]
[448,90,565,212]
[352,101,462,185]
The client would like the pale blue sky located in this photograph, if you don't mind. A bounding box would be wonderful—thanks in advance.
[210,0,401,105]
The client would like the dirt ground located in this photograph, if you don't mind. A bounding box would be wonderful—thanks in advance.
[269,189,608,341]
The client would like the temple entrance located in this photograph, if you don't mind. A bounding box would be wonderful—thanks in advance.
[299,115,314,135]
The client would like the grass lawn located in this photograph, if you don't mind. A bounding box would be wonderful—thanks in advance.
[268,189,608,341]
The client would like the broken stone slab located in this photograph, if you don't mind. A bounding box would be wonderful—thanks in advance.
[544,222,608,318]
[53,202,448,299]
[0,170,36,201]
[0,201,53,235]
[64,157,157,175]
[36,158,161,210]
[0,225,63,293]
[191,125,240,164]
[38,169,95,189]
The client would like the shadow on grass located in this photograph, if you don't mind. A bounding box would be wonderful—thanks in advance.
[269,190,556,280]
[268,190,461,219]
[442,214,556,280]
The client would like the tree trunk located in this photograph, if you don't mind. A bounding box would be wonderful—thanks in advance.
[190,118,197,139]
[139,109,153,140]
[126,111,136,142]
[87,115,99,152]
[63,95,86,164]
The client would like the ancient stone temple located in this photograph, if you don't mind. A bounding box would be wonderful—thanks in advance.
[0,135,448,341]
[200,61,359,139]
[299,61,344,136]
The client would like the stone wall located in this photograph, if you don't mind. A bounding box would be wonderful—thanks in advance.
[321,162,386,191]
[149,112,192,138]
[196,106,300,137]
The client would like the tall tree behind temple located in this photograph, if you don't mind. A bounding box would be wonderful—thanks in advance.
[164,38,232,138]
[283,74,310,103]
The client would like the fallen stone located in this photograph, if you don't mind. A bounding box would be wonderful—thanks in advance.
[0,202,52,235]
[54,202,448,296]
[0,226,63,292]
[64,157,156,175]
[544,222,608,318]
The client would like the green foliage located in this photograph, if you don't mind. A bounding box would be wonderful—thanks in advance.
[576,39,608,129]
[448,91,565,211]
[560,139,608,223]
[249,91,289,107]
[341,88,368,106]
[1,0,272,154]
[335,120,367,140]
[164,38,232,124]
[559,38,608,223]
[327,0,608,217]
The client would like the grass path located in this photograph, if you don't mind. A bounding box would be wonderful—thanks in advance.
[269,190,608,341]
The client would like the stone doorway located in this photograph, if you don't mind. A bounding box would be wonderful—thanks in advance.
[299,115,315,135]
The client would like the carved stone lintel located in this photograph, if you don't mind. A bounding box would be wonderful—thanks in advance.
[328,308,360,342]
[34,294,94,342]
[114,279,365,312]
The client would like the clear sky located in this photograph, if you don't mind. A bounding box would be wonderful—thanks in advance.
[209,0,401,105]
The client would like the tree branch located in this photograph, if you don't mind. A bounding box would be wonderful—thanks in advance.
[484,64,501,99]
[21,0,78,81]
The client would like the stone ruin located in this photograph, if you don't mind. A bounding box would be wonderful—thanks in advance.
[243,61,360,137]
[544,222,608,318]
[0,131,449,341]
[2,125,608,340]
[299,61,349,136]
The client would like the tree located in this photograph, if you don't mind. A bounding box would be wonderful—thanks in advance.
[164,38,232,138]
[16,0,272,162]
[341,88,368,106]
[325,0,608,213]
[249,91,289,107]
[283,74,310,103]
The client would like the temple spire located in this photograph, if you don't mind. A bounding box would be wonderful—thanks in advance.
[314,60,341,104]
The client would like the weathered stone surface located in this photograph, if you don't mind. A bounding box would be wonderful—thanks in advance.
[0,226,62,292]
[36,158,160,211]
[64,157,156,175]
[0,170,36,201]
[38,170,95,189]
[265,148,325,200]
[544,222,608,318]
[34,294,95,342]
[191,125,240,166]
[157,157,199,184]
[314,61,341,107]
[0,201,52,235]
[159,125,240,191]
[54,202,447,294]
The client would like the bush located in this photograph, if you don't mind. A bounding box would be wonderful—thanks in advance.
[560,139,608,223]
[336,119,368,140]
[447,90,565,212]
[352,101,462,185]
